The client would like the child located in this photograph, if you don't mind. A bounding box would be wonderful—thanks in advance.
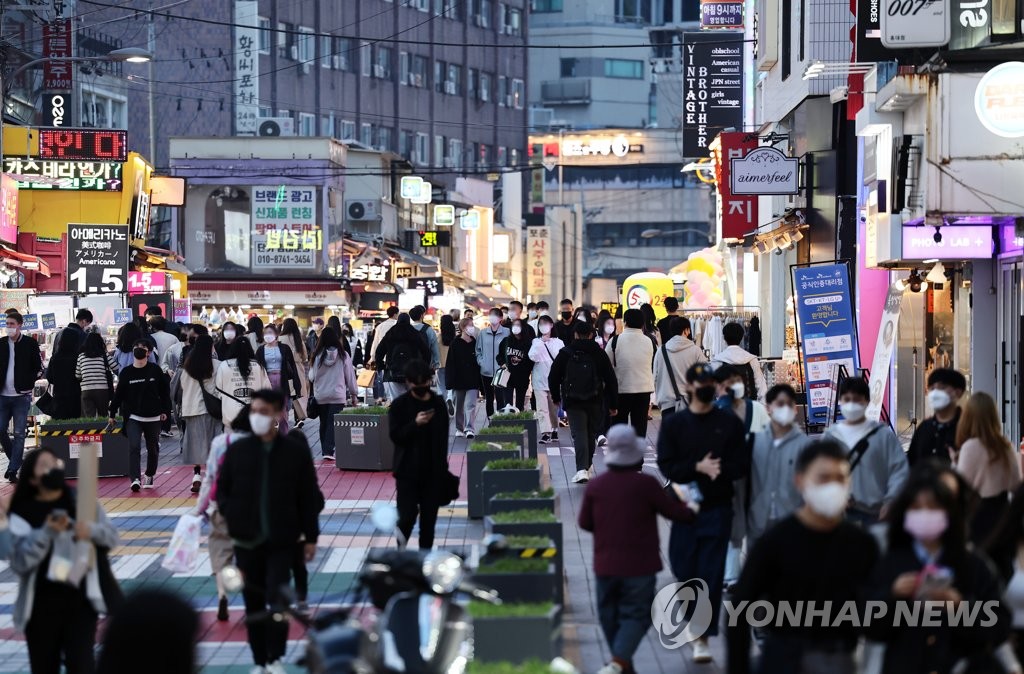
[578,425,698,674]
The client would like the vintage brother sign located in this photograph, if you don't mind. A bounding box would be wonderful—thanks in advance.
[730,147,799,195]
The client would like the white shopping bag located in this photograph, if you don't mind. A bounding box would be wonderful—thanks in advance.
[161,514,203,574]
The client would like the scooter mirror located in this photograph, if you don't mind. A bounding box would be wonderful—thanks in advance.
[220,565,244,593]
[483,534,508,556]
[370,503,400,534]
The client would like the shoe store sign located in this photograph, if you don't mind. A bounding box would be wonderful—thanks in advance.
[730,147,799,195]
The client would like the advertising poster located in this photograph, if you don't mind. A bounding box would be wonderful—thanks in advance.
[251,186,320,269]
[792,264,860,425]
[865,281,906,421]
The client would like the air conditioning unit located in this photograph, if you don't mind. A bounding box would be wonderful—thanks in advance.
[258,117,295,136]
[289,45,299,60]
[373,64,386,78]
[332,55,342,69]
[444,81,456,95]
[413,74,423,87]
[346,199,380,221]
[301,62,311,74]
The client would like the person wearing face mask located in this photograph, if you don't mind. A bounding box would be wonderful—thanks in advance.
[654,317,707,418]
[446,318,482,438]
[108,340,172,492]
[595,311,617,350]
[497,319,535,411]
[554,298,577,343]
[7,448,122,674]
[216,389,324,674]
[502,301,534,338]
[907,368,967,466]
[475,309,512,419]
[526,302,538,322]
[409,305,441,370]
[215,338,271,431]
[657,362,748,664]
[174,335,222,493]
[865,468,1011,674]
[529,301,550,335]
[727,441,880,674]
[710,322,766,402]
[746,384,813,543]
[255,324,302,434]
[0,311,42,482]
[529,315,566,445]
[823,377,908,527]
[388,360,451,550]
[216,321,240,361]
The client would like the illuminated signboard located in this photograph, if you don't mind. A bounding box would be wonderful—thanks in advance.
[419,230,451,247]
[434,204,455,226]
[128,271,169,294]
[3,158,123,191]
[38,129,128,162]
[265,228,323,251]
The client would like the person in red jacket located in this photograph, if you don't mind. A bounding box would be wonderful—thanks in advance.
[578,424,698,674]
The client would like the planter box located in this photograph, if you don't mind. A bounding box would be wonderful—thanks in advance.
[488,496,556,516]
[486,517,564,604]
[481,467,542,517]
[471,429,527,458]
[39,424,130,478]
[467,448,520,518]
[473,568,557,604]
[472,606,562,663]
[489,418,538,458]
[334,413,393,471]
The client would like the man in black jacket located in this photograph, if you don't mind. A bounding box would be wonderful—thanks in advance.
[549,321,618,484]
[389,359,450,549]
[0,311,42,481]
[108,339,172,492]
[906,368,965,466]
[216,389,324,672]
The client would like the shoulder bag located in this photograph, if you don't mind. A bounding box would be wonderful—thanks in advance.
[661,345,686,411]
[201,380,223,419]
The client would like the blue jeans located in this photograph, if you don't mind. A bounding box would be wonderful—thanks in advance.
[597,575,656,663]
[668,504,733,637]
[0,394,31,475]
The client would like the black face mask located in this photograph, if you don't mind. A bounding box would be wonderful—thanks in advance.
[694,386,716,404]
[561,311,572,321]
[40,467,66,491]
[188,336,197,345]
[133,347,149,360]
[411,385,431,397]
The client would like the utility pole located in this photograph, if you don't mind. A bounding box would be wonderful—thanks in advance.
[147,0,156,163]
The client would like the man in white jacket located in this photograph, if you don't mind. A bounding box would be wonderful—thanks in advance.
[654,317,707,417]
[366,306,399,368]
[606,309,657,440]
[710,322,766,402]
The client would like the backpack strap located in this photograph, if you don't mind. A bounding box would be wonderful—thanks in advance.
[847,425,884,473]
[744,398,754,435]
[611,334,618,366]
[661,345,683,403]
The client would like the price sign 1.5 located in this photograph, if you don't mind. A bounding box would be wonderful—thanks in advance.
[66,223,130,295]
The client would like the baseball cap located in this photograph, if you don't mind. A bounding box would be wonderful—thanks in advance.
[686,362,716,384]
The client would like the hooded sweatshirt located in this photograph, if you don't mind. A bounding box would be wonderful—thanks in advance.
[527,336,565,393]
[747,426,814,542]
[711,344,767,401]
[653,335,708,410]
[823,420,909,515]
[309,347,359,404]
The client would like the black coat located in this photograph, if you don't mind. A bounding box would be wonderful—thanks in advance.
[46,352,81,419]
[216,433,324,547]
[445,337,481,391]
[374,325,430,382]
[866,545,1010,674]
[388,391,449,483]
[0,333,42,394]
[498,336,533,387]
[255,342,302,398]
[548,338,619,409]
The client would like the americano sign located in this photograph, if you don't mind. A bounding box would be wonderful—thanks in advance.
[730,147,799,195]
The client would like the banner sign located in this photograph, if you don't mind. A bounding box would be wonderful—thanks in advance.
[408,276,444,296]
[233,0,260,134]
[3,158,123,191]
[880,0,950,48]
[0,174,18,245]
[713,132,759,240]
[22,313,38,330]
[251,186,319,269]
[730,147,799,194]
[42,19,73,91]
[526,226,551,295]
[792,264,860,425]
[682,33,744,158]
[700,0,744,28]
[901,225,994,259]
[66,224,129,294]
[42,313,57,330]
[866,282,906,421]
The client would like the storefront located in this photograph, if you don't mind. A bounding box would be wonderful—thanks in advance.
[188,279,351,326]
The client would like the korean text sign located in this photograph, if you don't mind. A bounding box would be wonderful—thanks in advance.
[66,224,129,294]
[792,264,860,425]
[251,186,320,269]
[713,132,759,240]
[526,227,551,295]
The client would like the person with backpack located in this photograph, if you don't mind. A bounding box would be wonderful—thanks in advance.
[606,309,657,442]
[710,322,766,401]
[549,321,619,484]
[476,308,512,419]
[654,317,707,418]
[529,315,566,445]
[822,377,909,527]
[409,305,440,370]
[175,335,222,493]
[374,313,430,402]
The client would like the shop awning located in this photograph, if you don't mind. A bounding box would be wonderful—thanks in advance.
[188,279,349,307]
[467,285,515,310]
[351,282,402,294]
[0,245,50,277]
[385,246,440,275]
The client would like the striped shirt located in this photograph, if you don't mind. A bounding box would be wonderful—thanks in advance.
[76,354,112,392]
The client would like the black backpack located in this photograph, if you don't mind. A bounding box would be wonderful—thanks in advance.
[562,348,602,402]
[386,340,416,381]
[736,362,758,400]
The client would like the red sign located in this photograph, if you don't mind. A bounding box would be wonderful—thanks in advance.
[0,175,18,246]
[70,434,103,443]
[39,129,128,162]
[713,132,759,240]
[42,20,73,91]
[128,271,169,294]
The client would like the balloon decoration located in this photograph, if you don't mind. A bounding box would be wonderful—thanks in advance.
[680,247,727,309]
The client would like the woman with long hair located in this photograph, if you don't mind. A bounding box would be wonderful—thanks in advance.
[254,323,302,433]
[245,315,264,351]
[108,322,155,374]
[214,338,270,429]
[7,448,121,673]
[308,327,358,460]
[497,318,534,411]
[215,321,240,361]
[45,328,82,419]
[528,314,566,445]
[445,317,482,438]
[639,303,660,345]
[867,466,1010,673]
[595,310,617,350]
[956,391,1021,578]
[438,314,456,407]
[77,331,114,417]
[177,335,222,492]
[279,317,310,420]
[326,315,352,355]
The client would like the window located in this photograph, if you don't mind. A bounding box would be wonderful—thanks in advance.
[415,132,429,166]
[414,0,429,10]
[510,148,520,166]
[399,51,410,84]
[340,120,356,140]
[278,22,293,59]
[498,75,508,106]
[447,63,462,95]
[511,78,525,108]
[500,5,522,35]
[497,146,508,166]
[321,114,334,136]
[399,130,414,158]
[472,0,491,27]
[298,112,316,136]
[434,60,445,92]
[468,68,478,99]
[80,86,127,129]
[259,106,272,117]
[442,0,462,19]
[560,58,577,78]
[361,123,373,147]
[480,144,491,168]
[604,59,644,79]
[615,0,652,23]
[321,35,332,68]
[335,38,352,71]
[297,27,315,62]
[412,55,428,86]
[434,135,445,167]
[448,138,463,168]
[479,72,491,101]
[378,127,393,151]
[360,41,372,77]
[258,17,271,53]
[531,0,563,11]
[375,47,393,80]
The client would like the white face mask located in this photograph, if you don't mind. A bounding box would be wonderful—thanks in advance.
[839,401,866,422]
[489,315,500,326]
[528,310,537,319]
[509,311,520,321]
[539,311,549,317]
[539,324,552,336]
[464,326,476,337]
[802,482,850,519]
[511,326,522,335]
[927,388,952,411]
[604,324,615,336]
[5,327,16,338]
[263,333,277,344]
[771,405,796,426]
[249,412,274,436]
[729,382,745,399]
[223,329,236,341]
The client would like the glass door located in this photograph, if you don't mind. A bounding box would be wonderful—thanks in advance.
[999,260,1022,448]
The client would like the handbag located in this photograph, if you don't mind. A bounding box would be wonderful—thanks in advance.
[200,383,223,420]
[307,395,321,420]
[36,388,56,416]
[492,367,511,389]
[439,470,460,506]
[356,368,375,389]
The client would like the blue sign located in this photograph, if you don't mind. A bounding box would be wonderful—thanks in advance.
[41,313,57,330]
[113,308,134,325]
[21,314,38,330]
[792,264,860,425]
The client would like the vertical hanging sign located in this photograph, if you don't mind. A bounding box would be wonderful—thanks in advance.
[234,0,260,135]
[526,226,551,296]
[42,19,73,127]
[682,32,745,158]
[712,132,759,240]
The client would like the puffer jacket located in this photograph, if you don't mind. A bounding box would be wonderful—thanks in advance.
[653,335,708,410]
[308,348,358,404]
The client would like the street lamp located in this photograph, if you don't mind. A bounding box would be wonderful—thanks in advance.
[640,227,715,245]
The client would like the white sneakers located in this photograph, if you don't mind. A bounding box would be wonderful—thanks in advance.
[597,434,608,446]
[465,430,476,439]
[692,637,713,663]
[456,430,465,438]
[596,662,624,674]
[572,469,589,484]
[265,662,287,674]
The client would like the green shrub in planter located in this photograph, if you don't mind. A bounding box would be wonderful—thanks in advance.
[39,418,130,478]
[474,426,528,458]
[467,658,561,674]
[489,412,538,459]
[482,459,541,517]
[469,601,563,663]
[486,509,563,605]
[490,487,557,516]
[503,535,551,548]
[474,556,557,604]
[467,443,520,519]
[333,406,393,471]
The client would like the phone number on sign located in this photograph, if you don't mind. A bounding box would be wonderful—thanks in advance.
[255,252,315,266]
